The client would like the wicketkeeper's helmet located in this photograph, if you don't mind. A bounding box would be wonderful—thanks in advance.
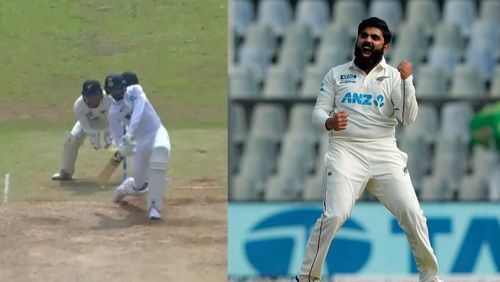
[81,79,103,108]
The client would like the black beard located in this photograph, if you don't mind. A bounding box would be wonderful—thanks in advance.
[354,44,384,70]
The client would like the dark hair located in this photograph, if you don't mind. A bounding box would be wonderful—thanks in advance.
[357,17,392,44]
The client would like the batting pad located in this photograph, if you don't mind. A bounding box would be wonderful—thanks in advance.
[61,132,83,175]
[147,146,169,211]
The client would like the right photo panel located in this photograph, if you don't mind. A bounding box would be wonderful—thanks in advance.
[228,0,500,281]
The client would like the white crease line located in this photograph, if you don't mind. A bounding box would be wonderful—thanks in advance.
[3,173,10,204]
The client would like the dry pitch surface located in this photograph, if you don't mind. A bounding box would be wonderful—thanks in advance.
[0,179,227,281]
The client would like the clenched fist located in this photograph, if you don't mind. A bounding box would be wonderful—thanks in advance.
[325,111,349,131]
[397,60,413,80]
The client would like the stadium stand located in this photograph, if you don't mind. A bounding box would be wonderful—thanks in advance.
[229,65,259,98]
[232,0,255,39]
[229,0,500,202]
[414,64,449,97]
[296,0,330,38]
[368,0,403,30]
[405,0,441,37]
[257,0,292,37]
[449,64,487,98]
[427,45,461,78]
[491,65,500,97]
[433,22,465,52]
[332,0,367,36]
[442,0,477,38]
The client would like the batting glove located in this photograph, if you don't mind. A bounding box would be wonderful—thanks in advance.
[123,134,135,143]
[118,135,135,157]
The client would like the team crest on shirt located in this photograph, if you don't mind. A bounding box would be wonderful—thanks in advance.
[339,74,357,84]
[375,75,390,84]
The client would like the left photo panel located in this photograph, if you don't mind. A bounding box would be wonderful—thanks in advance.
[0,1,227,281]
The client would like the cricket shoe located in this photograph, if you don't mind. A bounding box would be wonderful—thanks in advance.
[113,179,148,203]
[52,170,72,181]
[148,206,161,220]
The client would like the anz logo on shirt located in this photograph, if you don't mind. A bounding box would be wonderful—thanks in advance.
[341,92,385,108]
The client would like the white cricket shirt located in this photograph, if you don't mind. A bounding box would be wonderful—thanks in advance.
[312,57,418,142]
[73,94,112,134]
[108,85,162,146]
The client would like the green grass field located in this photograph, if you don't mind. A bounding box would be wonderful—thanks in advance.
[0,0,227,202]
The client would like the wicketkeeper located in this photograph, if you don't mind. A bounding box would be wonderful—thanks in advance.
[52,80,113,181]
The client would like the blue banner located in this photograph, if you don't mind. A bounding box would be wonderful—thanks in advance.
[228,203,500,277]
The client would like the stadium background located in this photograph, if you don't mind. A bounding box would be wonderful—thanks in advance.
[228,0,500,281]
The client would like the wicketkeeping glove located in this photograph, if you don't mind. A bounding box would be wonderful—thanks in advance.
[89,132,101,150]
[104,130,113,148]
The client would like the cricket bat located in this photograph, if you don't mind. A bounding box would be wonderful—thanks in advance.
[97,151,124,184]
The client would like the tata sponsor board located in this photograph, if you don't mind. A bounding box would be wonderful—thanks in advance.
[228,203,500,277]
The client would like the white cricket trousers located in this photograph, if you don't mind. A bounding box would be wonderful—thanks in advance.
[298,139,440,282]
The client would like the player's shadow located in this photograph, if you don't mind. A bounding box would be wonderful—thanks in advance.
[57,178,120,196]
[90,202,163,230]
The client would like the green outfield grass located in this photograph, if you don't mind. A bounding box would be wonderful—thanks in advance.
[0,0,226,128]
[0,121,227,202]
[0,0,227,201]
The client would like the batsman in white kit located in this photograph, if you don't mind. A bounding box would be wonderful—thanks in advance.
[295,18,442,282]
[105,72,171,220]
[52,80,113,180]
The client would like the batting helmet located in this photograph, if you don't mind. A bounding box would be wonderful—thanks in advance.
[122,71,139,86]
[104,74,127,101]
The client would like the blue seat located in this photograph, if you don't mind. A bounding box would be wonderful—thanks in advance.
[406,0,440,37]
[332,0,366,36]
[232,0,254,38]
[368,0,403,31]
[296,0,330,38]
[257,0,292,37]
[443,0,477,37]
